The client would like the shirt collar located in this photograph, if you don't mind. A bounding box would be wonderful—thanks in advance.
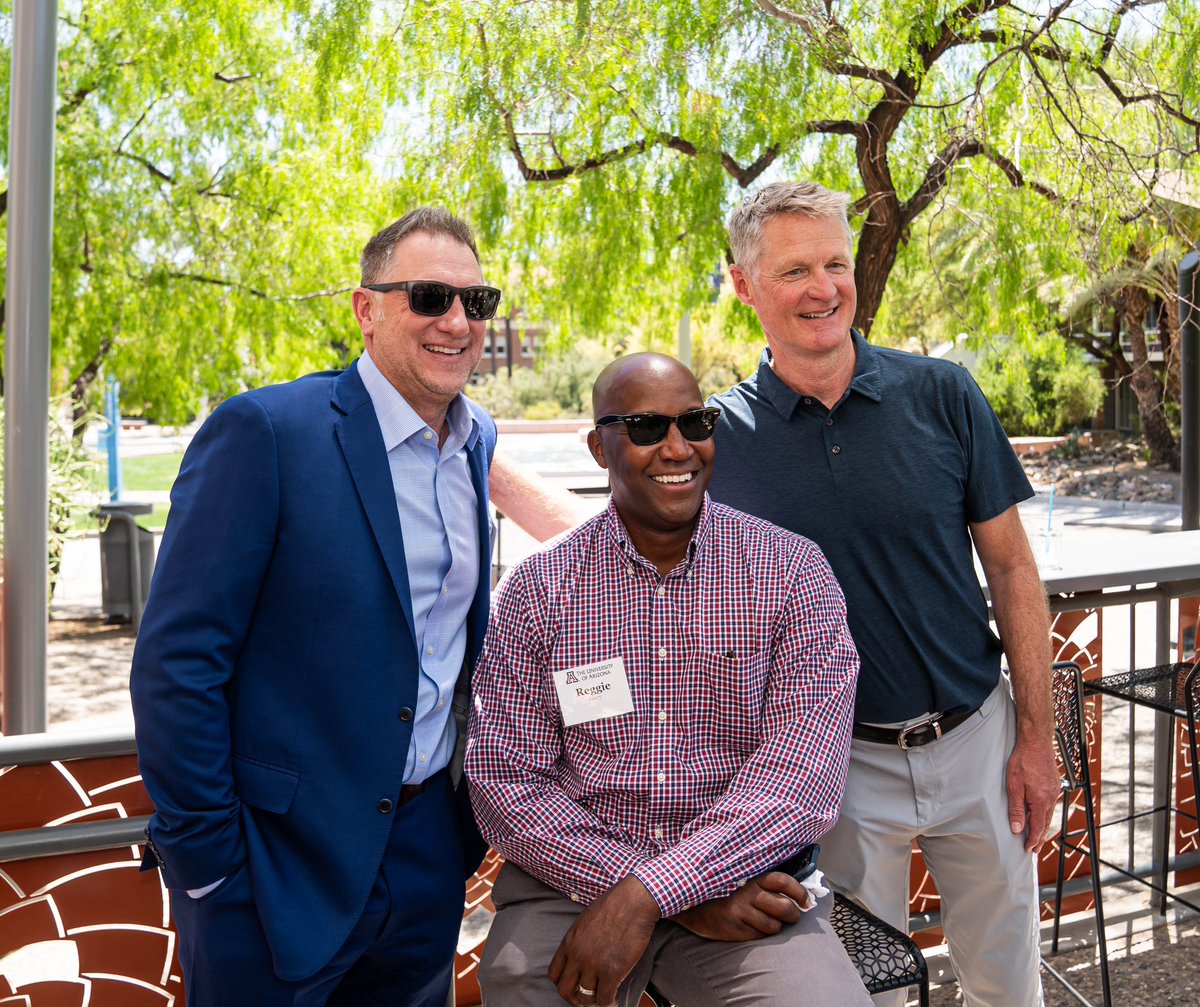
[754,329,883,419]
[602,492,712,576]
[357,348,480,453]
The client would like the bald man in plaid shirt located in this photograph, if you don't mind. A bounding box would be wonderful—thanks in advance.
[465,353,868,1007]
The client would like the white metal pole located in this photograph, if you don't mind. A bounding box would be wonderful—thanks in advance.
[3,0,58,734]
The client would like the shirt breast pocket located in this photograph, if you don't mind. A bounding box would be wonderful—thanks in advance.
[693,651,771,753]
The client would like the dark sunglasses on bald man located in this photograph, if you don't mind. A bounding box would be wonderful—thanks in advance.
[594,407,721,446]
[363,280,503,321]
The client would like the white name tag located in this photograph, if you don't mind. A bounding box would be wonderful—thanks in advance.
[553,656,635,727]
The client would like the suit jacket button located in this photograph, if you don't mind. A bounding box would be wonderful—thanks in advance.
[398,707,414,722]
[378,798,394,814]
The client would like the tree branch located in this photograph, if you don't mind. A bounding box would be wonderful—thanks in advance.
[162,271,354,302]
[477,19,846,188]
[903,135,1060,227]
[57,85,95,117]
[115,149,175,184]
[750,0,820,33]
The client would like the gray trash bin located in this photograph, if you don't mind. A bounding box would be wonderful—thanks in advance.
[96,502,155,626]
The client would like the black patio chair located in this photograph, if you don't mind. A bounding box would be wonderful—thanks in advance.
[644,888,929,1006]
[1186,661,1200,838]
[1046,660,1112,1007]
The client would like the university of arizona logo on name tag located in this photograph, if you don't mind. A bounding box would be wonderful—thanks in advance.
[554,656,635,727]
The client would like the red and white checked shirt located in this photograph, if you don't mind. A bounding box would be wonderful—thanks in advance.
[465,495,859,918]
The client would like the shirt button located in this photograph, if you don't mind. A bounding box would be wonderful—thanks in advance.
[378,798,394,814]
[654,827,663,839]
[570,893,581,903]
[419,753,427,763]
[803,397,813,405]
[427,645,435,655]
[657,647,667,659]
[399,707,414,722]
[658,710,667,722]
[656,586,666,597]
[626,565,635,576]
[825,417,834,426]
[437,700,445,710]
[831,445,841,454]
[656,771,666,783]
[423,430,433,440]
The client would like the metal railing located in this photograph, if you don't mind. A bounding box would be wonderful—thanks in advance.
[0,727,146,863]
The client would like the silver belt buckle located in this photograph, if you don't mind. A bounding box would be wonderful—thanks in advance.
[897,715,942,750]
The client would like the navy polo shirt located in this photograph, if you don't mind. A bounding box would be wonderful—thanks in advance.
[708,332,1033,723]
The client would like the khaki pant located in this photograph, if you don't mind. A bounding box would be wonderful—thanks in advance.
[479,863,871,1006]
[821,682,1044,1007]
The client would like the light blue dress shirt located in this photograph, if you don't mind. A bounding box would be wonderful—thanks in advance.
[358,350,481,784]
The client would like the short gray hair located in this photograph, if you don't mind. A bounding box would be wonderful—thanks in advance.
[727,182,852,275]
[359,207,480,285]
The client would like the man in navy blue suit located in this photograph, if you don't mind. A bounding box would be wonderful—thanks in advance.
[130,207,500,1006]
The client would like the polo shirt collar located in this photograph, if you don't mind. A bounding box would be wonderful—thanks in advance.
[358,348,480,453]
[754,329,883,419]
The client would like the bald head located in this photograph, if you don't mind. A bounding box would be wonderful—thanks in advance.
[586,352,714,573]
[592,352,701,419]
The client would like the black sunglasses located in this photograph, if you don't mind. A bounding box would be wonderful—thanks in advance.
[363,280,502,321]
[594,407,721,446]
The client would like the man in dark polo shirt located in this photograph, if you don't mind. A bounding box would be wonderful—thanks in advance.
[708,181,1059,1007]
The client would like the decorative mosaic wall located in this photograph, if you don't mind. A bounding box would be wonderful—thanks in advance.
[0,753,180,1005]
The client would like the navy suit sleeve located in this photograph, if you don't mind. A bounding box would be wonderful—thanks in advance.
[130,394,281,890]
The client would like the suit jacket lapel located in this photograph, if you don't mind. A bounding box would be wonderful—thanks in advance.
[465,436,491,663]
[332,363,418,651]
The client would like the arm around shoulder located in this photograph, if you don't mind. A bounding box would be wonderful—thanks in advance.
[489,448,593,542]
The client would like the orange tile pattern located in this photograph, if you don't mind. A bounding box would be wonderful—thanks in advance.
[0,755,180,1005]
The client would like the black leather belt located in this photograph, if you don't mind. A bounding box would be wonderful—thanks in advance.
[852,707,977,750]
[399,767,446,807]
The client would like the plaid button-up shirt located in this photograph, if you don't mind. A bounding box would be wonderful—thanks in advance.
[465,496,859,917]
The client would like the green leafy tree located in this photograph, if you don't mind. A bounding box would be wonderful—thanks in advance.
[302,0,1200,348]
[975,332,1106,437]
[0,1,436,425]
[0,397,96,601]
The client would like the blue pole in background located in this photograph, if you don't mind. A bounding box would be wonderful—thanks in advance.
[104,375,123,501]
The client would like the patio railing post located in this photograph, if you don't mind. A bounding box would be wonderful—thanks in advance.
[2,0,59,735]
[1180,244,1198,533]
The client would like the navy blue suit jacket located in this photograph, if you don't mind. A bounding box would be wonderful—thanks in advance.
[130,361,494,981]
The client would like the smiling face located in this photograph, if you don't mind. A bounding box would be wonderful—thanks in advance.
[730,213,857,391]
[587,354,714,563]
[351,231,486,429]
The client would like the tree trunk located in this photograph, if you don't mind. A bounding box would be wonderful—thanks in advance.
[852,210,904,340]
[69,335,114,439]
[1161,284,1181,403]
[1120,286,1179,469]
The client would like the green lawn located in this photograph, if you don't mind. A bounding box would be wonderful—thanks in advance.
[77,451,183,532]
